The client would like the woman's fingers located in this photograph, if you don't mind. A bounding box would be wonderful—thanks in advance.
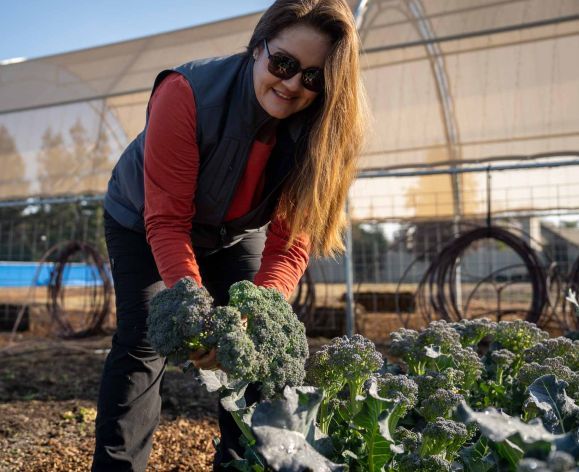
[191,347,220,369]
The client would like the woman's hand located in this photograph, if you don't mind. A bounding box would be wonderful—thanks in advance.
[190,347,220,370]
[189,316,247,370]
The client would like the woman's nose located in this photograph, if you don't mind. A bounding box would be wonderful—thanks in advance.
[283,73,303,92]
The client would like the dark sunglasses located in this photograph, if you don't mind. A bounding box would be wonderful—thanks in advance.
[263,39,324,93]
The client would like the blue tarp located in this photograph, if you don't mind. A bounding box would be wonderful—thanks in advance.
[0,262,110,287]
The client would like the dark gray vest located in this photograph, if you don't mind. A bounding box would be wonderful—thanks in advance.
[104,54,315,248]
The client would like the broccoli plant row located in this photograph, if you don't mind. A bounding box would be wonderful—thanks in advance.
[215,319,578,471]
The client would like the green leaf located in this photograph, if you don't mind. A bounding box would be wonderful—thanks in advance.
[456,402,579,461]
[492,438,524,469]
[525,374,579,434]
[220,384,249,412]
[352,379,398,471]
[250,386,345,471]
[253,427,345,472]
[459,436,498,472]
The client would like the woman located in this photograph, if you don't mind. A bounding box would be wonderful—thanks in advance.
[92,0,366,470]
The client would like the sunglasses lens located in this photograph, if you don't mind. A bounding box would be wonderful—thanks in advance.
[302,69,324,92]
[268,53,299,79]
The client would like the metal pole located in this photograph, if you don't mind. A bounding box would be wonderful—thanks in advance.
[343,0,377,336]
[344,197,356,336]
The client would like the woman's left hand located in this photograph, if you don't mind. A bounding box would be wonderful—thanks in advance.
[190,347,220,370]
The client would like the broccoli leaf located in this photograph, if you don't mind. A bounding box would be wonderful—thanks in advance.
[459,436,498,472]
[524,375,579,434]
[352,378,399,472]
[251,386,322,441]
[456,402,579,461]
[249,386,340,466]
[249,386,344,471]
[252,427,345,472]
[196,368,246,393]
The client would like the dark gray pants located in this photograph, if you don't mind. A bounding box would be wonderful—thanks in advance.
[91,212,265,471]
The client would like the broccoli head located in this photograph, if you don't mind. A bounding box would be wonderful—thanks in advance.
[490,348,517,369]
[227,281,309,397]
[375,373,418,429]
[415,369,465,401]
[396,452,452,472]
[395,426,422,453]
[389,328,421,372]
[493,320,549,355]
[147,277,214,357]
[419,417,473,461]
[523,337,579,371]
[449,318,497,347]
[306,334,382,399]
[388,321,483,380]
[418,388,464,422]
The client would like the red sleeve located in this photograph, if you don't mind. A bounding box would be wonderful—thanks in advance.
[253,215,311,299]
[143,73,202,288]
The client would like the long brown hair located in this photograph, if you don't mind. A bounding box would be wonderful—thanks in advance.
[248,0,367,256]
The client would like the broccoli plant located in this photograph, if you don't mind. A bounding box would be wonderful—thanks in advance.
[305,334,383,431]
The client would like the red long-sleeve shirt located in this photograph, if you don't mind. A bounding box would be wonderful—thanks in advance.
[143,73,309,298]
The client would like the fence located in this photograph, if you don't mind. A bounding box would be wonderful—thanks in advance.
[0,160,578,340]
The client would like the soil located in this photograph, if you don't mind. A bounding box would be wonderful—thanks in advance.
[0,333,219,471]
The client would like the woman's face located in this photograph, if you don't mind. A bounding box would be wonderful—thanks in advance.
[253,24,332,120]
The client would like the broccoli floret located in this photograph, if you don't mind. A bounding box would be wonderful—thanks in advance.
[395,426,422,452]
[493,320,549,355]
[396,452,452,472]
[389,328,420,366]
[306,334,382,400]
[376,373,418,409]
[449,318,497,347]
[523,337,579,371]
[517,358,579,399]
[415,369,464,401]
[147,277,214,356]
[375,373,418,428]
[418,388,464,422]
[451,345,484,389]
[419,417,473,461]
[491,348,517,369]
[489,348,517,383]
[417,320,462,351]
[147,278,308,398]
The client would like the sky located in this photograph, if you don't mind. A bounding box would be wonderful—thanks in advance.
[1,0,273,62]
